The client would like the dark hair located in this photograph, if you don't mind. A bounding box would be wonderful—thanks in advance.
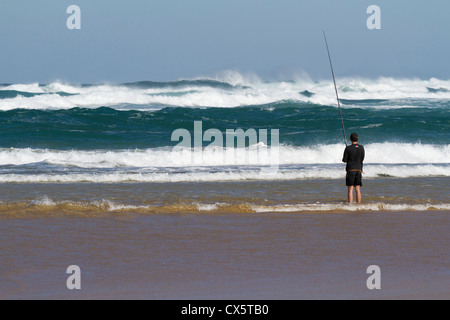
[350,132,359,142]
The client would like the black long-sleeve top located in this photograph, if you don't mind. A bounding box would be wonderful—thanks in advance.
[342,144,365,171]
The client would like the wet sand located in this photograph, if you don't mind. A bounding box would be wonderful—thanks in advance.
[1,209,449,300]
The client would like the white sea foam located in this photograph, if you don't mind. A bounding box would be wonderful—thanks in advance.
[0,163,449,183]
[1,143,449,183]
[195,203,222,211]
[0,143,448,168]
[1,75,450,111]
[2,83,44,93]
[21,196,450,213]
[251,202,450,213]
[27,195,56,206]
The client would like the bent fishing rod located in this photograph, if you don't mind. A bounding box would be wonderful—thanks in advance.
[323,31,348,146]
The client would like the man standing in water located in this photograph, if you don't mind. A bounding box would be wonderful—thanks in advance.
[342,133,365,203]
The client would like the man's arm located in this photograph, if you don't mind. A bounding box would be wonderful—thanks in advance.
[342,147,348,163]
[360,146,365,171]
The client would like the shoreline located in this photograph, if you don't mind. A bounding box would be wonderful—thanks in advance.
[0,177,449,216]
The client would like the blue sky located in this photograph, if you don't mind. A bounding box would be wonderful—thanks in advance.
[0,0,449,83]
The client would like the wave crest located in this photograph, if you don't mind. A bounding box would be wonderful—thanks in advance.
[0,143,448,168]
[1,75,450,111]
[2,197,448,215]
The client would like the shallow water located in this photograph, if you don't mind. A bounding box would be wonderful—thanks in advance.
[0,177,448,216]
[0,178,448,299]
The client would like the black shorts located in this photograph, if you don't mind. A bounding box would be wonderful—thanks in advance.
[346,171,362,186]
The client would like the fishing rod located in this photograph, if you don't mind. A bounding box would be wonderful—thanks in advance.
[323,31,348,146]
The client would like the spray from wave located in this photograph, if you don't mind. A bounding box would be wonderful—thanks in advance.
[1,73,450,111]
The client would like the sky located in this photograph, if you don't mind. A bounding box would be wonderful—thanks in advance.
[0,0,449,83]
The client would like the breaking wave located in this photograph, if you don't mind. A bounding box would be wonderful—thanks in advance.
[2,196,448,215]
[1,74,450,111]
[0,143,448,168]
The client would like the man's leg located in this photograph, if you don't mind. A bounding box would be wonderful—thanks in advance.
[348,186,354,203]
[355,185,362,203]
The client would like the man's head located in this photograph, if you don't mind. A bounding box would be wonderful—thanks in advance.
[350,132,359,143]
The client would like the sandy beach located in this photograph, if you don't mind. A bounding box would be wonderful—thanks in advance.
[1,178,449,299]
[1,205,448,300]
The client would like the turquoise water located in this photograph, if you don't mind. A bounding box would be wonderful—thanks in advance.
[0,103,448,149]
[0,76,448,209]
[0,79,449,149]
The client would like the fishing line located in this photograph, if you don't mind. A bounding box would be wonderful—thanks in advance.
[323,31,348,146]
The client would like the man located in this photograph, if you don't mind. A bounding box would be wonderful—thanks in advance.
[342,133,365,203]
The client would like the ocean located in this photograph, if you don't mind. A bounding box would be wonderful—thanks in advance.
[0,75,449,213]
[0,74,449,299]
